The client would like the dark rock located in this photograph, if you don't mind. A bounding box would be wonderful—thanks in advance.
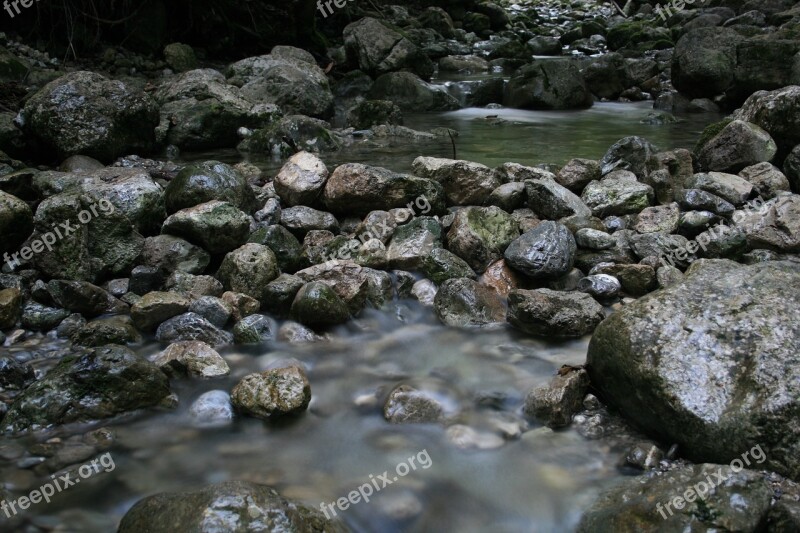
[504,221,577,279]
[507,289,605,337]
[433,278,505,328]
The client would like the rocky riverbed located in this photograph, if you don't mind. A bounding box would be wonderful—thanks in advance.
[1,0,800,531]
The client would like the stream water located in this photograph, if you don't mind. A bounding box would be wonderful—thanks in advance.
[1,96,721,532]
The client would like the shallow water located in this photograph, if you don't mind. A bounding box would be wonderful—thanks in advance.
[2,97,718,532]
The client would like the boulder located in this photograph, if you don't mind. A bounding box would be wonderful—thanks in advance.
[0,190,32,255]
[387,217,443,270]
[445,206,520,273]
[131,291,191,331]
[504,60,593,110]
[273,151,329,206]
[582,175,654,217]
[507,289,605,337]
[368,72,459,111]
[344,17,433,79]
[231,363,311,419]
[162,201,251,254]
[697,120,777,172]
[216,244,280,304]
[433,278,505,327]
[290,281,350,327]
[164,161,258,214]
[504,221,577,279]
[411,157,502,206]
[671,28,744,99]
[734,85,800,156]
[155,312,233,347]
[526,178,592,219]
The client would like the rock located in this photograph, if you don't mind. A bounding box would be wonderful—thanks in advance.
[221,291,260,322]
[575,228,616,250]
[249,225,303,273]
[0,357,34,390]
[495,163,555,183]
[70,316,141,347]
[504,221,577,279]
[17,71,159,162]
[20,302,70,332]
[261,274,304,318]
[657,265,684,288]
[671,28,744,99]
[227,47,334,118]
[734,195,800,252]
[189,390,234,427]
[277,321,323,343]
[556,158,601,193]
[734,86,800,156]
[578,274,621,302]
[0,288,22,330]
[118,481,345,533]
[411,157,502,206]
[155,69,280,150]
[697,120,777,173]
[47,280,124,318]
[155,312,233,347]
[368,72,459,111]
[273,151,329,207]
[600,137,661,178]
[233,315,277,344]
[446,207,520,273]
[505,60,593,110]
[290,281,350,327]
[526,178,592,220]
[739,162,791,199]
[153,341,229,378]
[421,248,476,284]
[131,291,191,332]
[479,259,528,298]
[675,189,735,216]
[188,296,232,328]
[590,263,657,296]
[486,182,526,211]
[231,363,311,419]
[280,206,339,239]
[507,289,605,338]
[166,272,224,300]
[588,260,800,478]
[688,172,754,205]
[387,217,443,270]
[0,191,33,255]
[344,17,433,79]
[240,114,339,155]
[164,161,257,214]
[216,244,280,304]
[527,35,562,56]
[523,369,589,428]
[294,261,388,312]
[2,345,170,433]
[163,43,197,72]
[384,384,446,424]
[582,52,626,100]
[347,99,403,129]
[785,145,800,193]
[578,464,772,532]
[323,163,445,216]
[162,201,251,254]
[634,204,680,234]
[139,235,210,275]
[438,55,487,73]
[433,278,505,328]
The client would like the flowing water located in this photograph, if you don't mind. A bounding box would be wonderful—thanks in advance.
[1,96,722,532]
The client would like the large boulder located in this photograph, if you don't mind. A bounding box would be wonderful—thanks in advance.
[155,68,280,150]
[508,289,605,338]
[504,60,593,110]
[227,47,334,119]
[323,163,445,216]
[734,85,800,156]
[368,72,459,112]
[2,345,170,433]
[671,28,744,99]
[588,260,800,478]
[17,71,159,162]
[696,119,777,172]
[118,481,346,533]
[164,161,258,214]
[162,201,251,254]
[411,157,502,206]
[344,17,433,79]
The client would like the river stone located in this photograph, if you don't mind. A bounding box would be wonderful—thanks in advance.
[166,272,224,300]
[20,302,70,332]
[556,158,601,193]
[249,225,304,274]
[387,217,443,270]
[323,163,445,216]
[162,201,251,254]
[696,120,777,173]
[486,182,526,212]
[153,341,229,378]
[163,42,197,72]
[0,357,34,390]
[346,99,403,129]
[733,194,800,252]
[216,244,280,305]
[70,316,142,347]
[575,228,616,250]
[262,274,304,318]
[231,364,311,419]
[17,71,159,162]
[734,85,800,155]
[739,163,791,199]
[165,161,258,214]
[411,157,502,206]
[273,151,329,207]
[189,390,234,427]
[131,291,192,332]
[675,189,735,216]
[344,17,433,79]
[504,59,593,110]
[221,291,260,322]
[0,190,33,254]
[290,282,350,327]
[412,279,437,306]
[47,280,125,318]
[368,71,458,111]
[590,263,658,297]
[504,221,577,279]
[232,314,276,344]
[188,296,232,328]
[671,27,744,99]
[581,175,654,217]
[633,204,680,234]
[688,172,754,206]
[280,206,339,239]
[433,278,505,328]
[577,274,621,302]
[524,369,589,428]
[525,178,592,220]
[118,481,346,533]
[479,259,528,298]
[2,345,170,433]
[384,384,447,424]
[507,288,605,338]
[577,464,772,533]
[446,206,520,273]
[0,288,22,330]
[155,312,233,347]
[600,137,661,178]
[421,248,476,285]
[588,259,800,478]
[139,235,210,275]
